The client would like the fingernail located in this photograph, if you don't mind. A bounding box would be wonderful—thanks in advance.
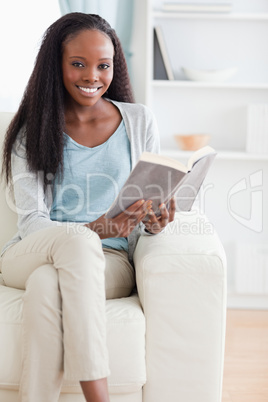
[160,204,165,210]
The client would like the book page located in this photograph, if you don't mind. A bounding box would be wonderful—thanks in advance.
[187,146,216,171]
[140,152,188,172]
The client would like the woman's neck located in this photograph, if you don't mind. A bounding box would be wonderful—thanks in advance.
[63,97,122,148]
[64,96,108,124]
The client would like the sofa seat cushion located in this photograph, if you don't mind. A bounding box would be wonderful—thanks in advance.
[0,280,146,395]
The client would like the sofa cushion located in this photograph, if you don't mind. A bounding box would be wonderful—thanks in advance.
[0,112,18,255]
[0,281,146,395]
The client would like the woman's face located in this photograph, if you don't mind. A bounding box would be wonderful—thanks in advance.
[62,29,114,108]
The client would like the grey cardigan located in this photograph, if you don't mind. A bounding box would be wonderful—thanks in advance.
[1,100,160,262]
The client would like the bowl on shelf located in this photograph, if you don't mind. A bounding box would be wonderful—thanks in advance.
[174,134,210,151]
[182,67,238,82]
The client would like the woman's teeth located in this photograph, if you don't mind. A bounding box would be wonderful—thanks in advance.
[78,86,98,93]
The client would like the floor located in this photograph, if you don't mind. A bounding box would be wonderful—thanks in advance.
[222,309,268,402]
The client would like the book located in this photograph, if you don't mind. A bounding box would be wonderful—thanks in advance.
[162,2,232,12]
[153,28,168,80]
[105,146,216,219]
[153,26,174,81]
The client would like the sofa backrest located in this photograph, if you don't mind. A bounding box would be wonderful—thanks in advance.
[0,112,18,252]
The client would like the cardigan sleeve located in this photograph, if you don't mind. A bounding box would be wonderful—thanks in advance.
[145,106,160,155]
[10,134,64,239]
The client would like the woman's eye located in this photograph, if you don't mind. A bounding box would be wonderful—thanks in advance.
[99,64,110,70]
[72,62,84,68]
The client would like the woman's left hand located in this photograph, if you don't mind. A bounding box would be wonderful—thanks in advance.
[142,197,176,234]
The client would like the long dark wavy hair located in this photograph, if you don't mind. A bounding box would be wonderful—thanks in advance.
[2,12,134,186]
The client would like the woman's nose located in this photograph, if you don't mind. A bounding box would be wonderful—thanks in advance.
[82,67,99,83]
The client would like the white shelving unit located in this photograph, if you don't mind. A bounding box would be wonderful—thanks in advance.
[131,0,268,309]
[152,80,268,89]
[153,11,268,20]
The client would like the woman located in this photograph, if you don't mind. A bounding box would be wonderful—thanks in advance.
[1,13,175,402]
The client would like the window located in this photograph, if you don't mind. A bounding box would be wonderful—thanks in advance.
[0,0,61,111]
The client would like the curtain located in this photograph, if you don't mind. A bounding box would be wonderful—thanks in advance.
[58,0,134,72]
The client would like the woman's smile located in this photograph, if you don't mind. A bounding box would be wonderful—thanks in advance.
[77,85,101,95]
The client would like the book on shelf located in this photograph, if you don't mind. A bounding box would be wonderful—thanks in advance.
[153,26,174,81]
[105,146,216,219]
[162,2,232,13]
[246,104,268,154]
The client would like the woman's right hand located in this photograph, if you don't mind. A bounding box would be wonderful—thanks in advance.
[85,199,152,239]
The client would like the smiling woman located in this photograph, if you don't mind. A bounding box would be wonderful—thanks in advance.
[0,0,61,112]
[0,11,175,402]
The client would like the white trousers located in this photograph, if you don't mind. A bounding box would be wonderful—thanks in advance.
[0,225,135,402]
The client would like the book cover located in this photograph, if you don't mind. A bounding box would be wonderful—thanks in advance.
[153,28,168,80]
[105,146,216,219]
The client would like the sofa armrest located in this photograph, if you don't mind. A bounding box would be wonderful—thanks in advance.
[133,211,227,402]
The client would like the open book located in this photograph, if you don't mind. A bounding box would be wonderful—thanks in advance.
[105,146,216,219]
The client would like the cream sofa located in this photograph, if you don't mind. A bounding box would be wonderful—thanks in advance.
[0,112,227,402]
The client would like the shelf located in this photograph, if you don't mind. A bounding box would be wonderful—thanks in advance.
[152,80,268,89]
[153,11,268,21]
[161,149,268,161]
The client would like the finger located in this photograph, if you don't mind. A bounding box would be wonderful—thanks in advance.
[119,200,152,233]
[145,209,162,233]
[123,199,152,217]
[129,208,149,227]
[122,207,150,236]
[125,199,146,214]
[168,197,176,222]
[115,199,145,222]
[158,203,169,227]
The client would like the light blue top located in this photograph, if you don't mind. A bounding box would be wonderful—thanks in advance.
[50,120,131,251]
